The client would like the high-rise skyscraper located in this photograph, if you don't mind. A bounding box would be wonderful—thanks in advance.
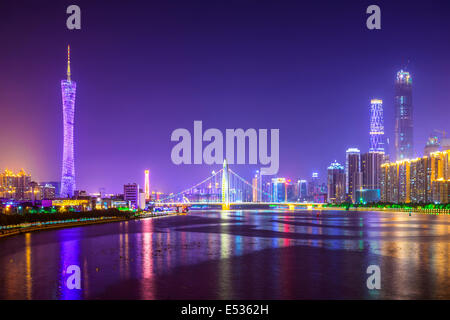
[395,70,414,161]
[308,172,319,199]
[327,161,345,203]
[61,45,76,198]
[144,170,150,200]
[380,150,449,204]
[355,98,387,203]
[0,169,31,200]
[361,152,384,190]
[297,179,308,201]
[271,178,287,203]
[124,183,139,208]
[345,148,361,202]
[369,99,385,153]
[252,173,258,202]
[285,179,296,202]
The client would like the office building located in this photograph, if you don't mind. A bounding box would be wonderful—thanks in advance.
[308,172,319,199]
[327,161,345,203]
[40,181,61,197]
[271,178,286,203]
[124,183,139,208]
[380,150,449,203]
[346,148,361,202]
[369,99,385,153]
[361,152,384,190]
[285,179,296,202]
[0,169,31,200]
[394,70,414,161]
[297,179,308,201]
[252,174,258,202]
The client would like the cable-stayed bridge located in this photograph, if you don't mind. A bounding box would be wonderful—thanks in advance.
[155,160,324,210]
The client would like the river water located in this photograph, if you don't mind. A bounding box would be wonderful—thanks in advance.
[0,210,449,299]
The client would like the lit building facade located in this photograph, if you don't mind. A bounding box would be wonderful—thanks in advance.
[380,150,449,203]
[30,182,56,202]
[369,99,385,153]
[222,159,230,207]
[271,178,286,203]
[394,70,414,161]
[361,152,384,189]
[40,181,61,197]
[327,161,345,203]
[297,179,308,201]
[308,172,319,199]
[0,169,31,200]
[61,45,76,198]
[124,183,139,208]
[346,148,361,202]
[285,179,296,202]
[144,170,150,200]
[252,174,258,202]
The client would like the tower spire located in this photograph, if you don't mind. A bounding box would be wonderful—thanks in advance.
[67,45,71,81]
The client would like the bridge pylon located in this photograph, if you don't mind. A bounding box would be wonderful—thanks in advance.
[222,159,230,210]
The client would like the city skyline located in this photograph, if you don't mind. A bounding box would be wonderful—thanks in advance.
[1,0,449,194]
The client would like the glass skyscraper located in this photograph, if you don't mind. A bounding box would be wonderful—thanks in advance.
[345,148,361,202]
[327,161,345,203]
[271,178,286,203]
[60,45,76,198]
[395,70,414,161]
[369,99,385,153]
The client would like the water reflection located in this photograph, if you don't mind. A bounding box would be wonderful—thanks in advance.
[0,210,449,299]
[140,218,154,299]
[59,229,82,300]
[25,233,32,300]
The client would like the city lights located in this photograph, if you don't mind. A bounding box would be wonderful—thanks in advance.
[0,1,449,305]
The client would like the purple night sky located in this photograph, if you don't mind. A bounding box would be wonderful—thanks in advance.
[0,0,449,194]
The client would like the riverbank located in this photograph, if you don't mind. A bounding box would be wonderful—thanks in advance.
[0,211,177,239]
[321,206,450,215]
[0,216,129,238]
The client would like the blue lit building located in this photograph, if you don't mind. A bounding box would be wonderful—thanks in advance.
[271,178,286,202]
[297,179,308,201]
[327,161,345,203]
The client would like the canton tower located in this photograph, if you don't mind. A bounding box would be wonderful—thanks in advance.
[60,45,76,198]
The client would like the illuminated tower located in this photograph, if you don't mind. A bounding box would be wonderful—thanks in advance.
[60,45,76,198]
[221,159,230,209]
[395,70,414,160]
[144,170,150,200]
[369,99,385,153]
[252,173,258,202]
